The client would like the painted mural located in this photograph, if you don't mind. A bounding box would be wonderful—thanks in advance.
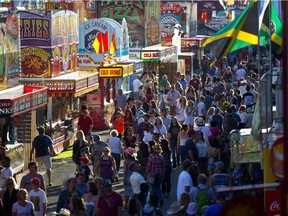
[161,2,191,45]
[20,10,79,77]
[145,0,161,47]
[0,13,20,88]
[98,1,144,48]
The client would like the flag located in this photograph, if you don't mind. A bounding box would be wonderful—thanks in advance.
[260,1,283,58]
[203,0,259,61]
[110,32,117,53]
[92,32,103,54]
[103,31,109,52]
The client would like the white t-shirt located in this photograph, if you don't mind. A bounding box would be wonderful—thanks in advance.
[28,189,48,216]
[12,201,34,216]
[133,79,143,92]
[197,102,205,117]
[236,68,246,80]
[177,170,193,201]
[143,132,154,143]
[130,172,146,194]
[0,167,13,189]
[154,125,167,137]
[108,137,122,154]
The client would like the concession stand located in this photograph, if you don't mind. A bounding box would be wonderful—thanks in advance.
[78,18,131,130]
[0,85,48,172]
[19,10,100,155]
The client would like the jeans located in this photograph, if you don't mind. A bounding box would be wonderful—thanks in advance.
[170,140,180,168]
[179,146,187,164]
[162,167,172,195]
[151,173,163,202]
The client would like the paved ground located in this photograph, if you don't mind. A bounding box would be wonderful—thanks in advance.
[18,130,181,215]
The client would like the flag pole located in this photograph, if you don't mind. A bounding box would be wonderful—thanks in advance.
[281,1,288,216]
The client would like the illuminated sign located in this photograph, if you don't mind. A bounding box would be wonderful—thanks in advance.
[99,67,123,78]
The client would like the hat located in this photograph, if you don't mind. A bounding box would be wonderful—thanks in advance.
[37,126,45,134]
[195,117,205,126]
[63,173,76,187]
[215,107,220,113]
[246,107,253,113]
[56,208,70,216]
[152,144,162,154]
[124,147,136,157]
[103,178,112,186]
[223,101,230,108]
[215,161,225,171]
[137,110,146,117]
[186,202,197,215]
[31,177,41,185]
[163,75,168,79]
[143,113,150,118]
[241,80,247,84]
[182,159,193,170]
[93,134,101,142]
[80,157,89,164]
[167,201,184,215]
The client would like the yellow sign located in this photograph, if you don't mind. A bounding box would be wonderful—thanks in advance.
[99,67,123,78]
[116,64,134,77]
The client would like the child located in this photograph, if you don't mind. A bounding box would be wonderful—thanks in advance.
[232,163,244,186]
[114,111,125,138]
[79,157,93,183]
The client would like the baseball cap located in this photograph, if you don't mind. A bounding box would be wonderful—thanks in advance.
[103,179,112,186]
[31,177,41,185]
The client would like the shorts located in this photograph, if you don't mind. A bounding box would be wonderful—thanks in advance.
[36,155,52,169]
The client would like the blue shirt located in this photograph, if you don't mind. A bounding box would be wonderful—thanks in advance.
[178,79,187,91]
[75,182,87,195]
[204,203,224,216]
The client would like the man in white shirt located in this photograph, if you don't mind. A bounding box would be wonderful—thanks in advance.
[197,96,206,119]
[0,156,13,189]
[236,64,246,80]
[133,75,143,100]
[129,162,146,195]
[166,85,181,116]
[28,177,48,216]
[177,159,193,201]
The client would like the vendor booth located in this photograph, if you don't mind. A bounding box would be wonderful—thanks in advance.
[0,85,48,172]
[20,71,99,155]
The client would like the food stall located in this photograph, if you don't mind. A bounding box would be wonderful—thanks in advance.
[0,85,48,171]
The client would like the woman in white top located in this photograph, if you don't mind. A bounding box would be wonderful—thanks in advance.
[185,100,197,129]
[12,189,35,216]
[177,124,190,164]
[237,105,248,129]
[107,129,123,181]
[154,117,167,139]
[82,181,99,216]
[176,96,187,125]
[206,107,215,125]
[195,131,208,173]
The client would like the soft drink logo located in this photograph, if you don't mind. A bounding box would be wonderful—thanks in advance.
[270,201,281,212]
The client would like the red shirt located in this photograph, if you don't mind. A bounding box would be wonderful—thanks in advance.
[189,79,201,91]
[114,117,125,134]
[78,116,93,135]
[97,192,123,216]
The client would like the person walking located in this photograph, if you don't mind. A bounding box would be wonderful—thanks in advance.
[160,139,172,198]
[0,156,14,189]
[28,177,48,216]
[30,126,53,186]
[78,109,93,145]
[2,177,19,216]
[72,130,89,172]
[177,159,193,201]
[12,189,35,216]
[91,135,108,177]
[20,161,46,193]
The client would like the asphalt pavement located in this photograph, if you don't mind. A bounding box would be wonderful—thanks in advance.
[37,130,181,215]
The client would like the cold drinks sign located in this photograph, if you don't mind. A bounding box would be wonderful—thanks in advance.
[98,67,123,78]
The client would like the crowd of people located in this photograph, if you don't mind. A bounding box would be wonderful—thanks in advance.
[0,50,270,216]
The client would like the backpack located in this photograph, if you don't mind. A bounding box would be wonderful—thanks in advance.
[35,136,49,157]
[196,186,210,215]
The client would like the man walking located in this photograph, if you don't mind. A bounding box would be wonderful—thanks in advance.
[28,177,48,216]
[30,126,53,186]
[20,161,46,192]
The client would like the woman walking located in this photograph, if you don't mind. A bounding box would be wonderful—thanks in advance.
[177,124,189,164]
[161,139,172,198]
[168,117,181,168]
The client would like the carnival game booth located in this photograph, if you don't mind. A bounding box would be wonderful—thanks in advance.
[20,71,99,155]
[0,85,48,172]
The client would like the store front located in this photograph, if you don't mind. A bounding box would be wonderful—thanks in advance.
[0,85,48,171]
[20,71,99,155]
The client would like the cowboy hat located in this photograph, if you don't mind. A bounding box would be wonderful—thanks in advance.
[63,173,76,187]
[195,117,205,126]
[167,201,184,215]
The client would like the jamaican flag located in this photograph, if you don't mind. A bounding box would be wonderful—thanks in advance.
[203,0,259,60]
[260,1,283,59]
